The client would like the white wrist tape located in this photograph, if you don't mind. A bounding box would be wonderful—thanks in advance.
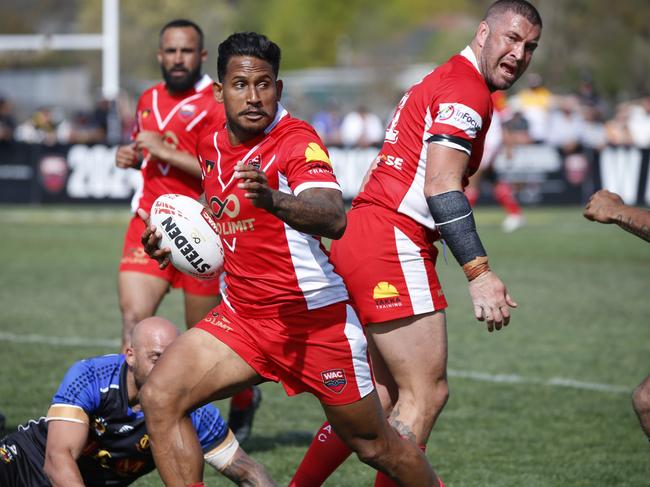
[203,429,239,472]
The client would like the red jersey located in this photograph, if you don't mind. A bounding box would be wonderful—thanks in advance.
[355,47,493,230]
[131,74,225,212]
[198,106,349,318]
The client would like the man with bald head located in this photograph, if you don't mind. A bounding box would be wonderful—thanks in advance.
[0,317,274,487]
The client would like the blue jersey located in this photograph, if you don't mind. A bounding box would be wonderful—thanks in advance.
[4,354,228,487]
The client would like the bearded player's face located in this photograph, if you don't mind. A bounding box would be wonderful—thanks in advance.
[158,27,206,93]
[214,55,283,145]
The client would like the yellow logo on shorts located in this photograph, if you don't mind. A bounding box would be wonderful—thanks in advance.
[373,282,402,309]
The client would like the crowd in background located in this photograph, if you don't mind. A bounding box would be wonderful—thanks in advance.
[1,75,649,151]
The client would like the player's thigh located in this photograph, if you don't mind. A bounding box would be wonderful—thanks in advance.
[118,271,169,316]
[144,327,262,413]
[183,292,221,329]
[366,310,447,391]
[321,390,389,444]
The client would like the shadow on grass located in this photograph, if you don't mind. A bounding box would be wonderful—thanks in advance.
[242,430,314,452]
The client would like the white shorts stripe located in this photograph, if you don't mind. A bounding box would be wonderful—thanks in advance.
[394,226,435,314]
[343,304,374,398]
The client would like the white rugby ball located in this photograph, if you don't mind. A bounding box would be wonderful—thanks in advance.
[150,194,224,279]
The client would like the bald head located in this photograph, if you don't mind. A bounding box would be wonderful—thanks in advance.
[126,317,180,390]
[484,0,542,29]
[130,317,180,349]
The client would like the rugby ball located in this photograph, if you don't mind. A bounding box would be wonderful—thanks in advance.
[150,194,223,279]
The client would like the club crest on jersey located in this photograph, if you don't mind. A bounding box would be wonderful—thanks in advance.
[0,444,17,463]
[305,142,332,166]
[435,102,482,138]
[373,281,402,309]
[180,103,196,118]
[321,369,347,394]
[205,159,215,174]
[141,109,150,119]
[247,154,262,169]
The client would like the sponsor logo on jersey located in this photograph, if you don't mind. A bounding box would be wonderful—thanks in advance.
[305,142,332,166]
[210,194,240,219]
[0,443,17,463]
[180,103,196,118]
[373,281,402,309]
[117,424,135,434]
[205,159,215,174]
[435,102,482,138]
[135,433,150,453]
[115,458,147,475]
[376,153,403,170]
[92,416,108,436]
[141,109,150,119]
[247,154,262,169]
[321,369,347,394]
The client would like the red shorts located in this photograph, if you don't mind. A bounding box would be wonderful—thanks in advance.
[195,301,374,406]
[330,203,448,325]
[119,215,220,297]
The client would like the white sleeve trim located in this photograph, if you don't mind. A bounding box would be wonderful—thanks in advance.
[294,181,342,196]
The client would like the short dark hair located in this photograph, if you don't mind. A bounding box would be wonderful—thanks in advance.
[217,32,281,82]
[159,19,204,50]
[485,0,542,28]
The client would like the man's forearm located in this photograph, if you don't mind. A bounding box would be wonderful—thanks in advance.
[269,191,346,239]
[158,147,202,178]
[44,451,85,487]
[614,206,650,242]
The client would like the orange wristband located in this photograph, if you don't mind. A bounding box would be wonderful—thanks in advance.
[462,256,490,281]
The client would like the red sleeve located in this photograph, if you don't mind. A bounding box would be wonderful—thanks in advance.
[279,128,340,196]
[132,94,146,141]
[426,76,492,143]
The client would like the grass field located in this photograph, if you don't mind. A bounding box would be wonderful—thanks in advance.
[1,205,649,486]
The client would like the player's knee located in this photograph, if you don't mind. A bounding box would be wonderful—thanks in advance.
[350,436,391,469]
[140,377,181,422]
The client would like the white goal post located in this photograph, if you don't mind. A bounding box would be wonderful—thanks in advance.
[0,0,119,100]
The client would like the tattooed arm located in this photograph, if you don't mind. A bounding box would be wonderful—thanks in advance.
[584,189,650,243]
[217,448,277,487]
[234,162,346,240]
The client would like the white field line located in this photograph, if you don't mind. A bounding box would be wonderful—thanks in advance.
[0,331,631,395]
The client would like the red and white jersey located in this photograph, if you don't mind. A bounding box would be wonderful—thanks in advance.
[198,105,349,318]
[131,74,225,212]
[355,47,493,230]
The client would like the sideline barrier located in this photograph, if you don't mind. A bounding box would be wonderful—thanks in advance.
[0,142,648,206]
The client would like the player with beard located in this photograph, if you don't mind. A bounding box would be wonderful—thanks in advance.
[0,317,274,487]
[138,31,441,487]
[115,19,260,444]
[290,2,542,486]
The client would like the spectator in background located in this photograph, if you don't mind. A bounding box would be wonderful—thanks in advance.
[340,105,384,147]
[311,99,342,146]
[627,96,650,148]
[14,107,59,145]
[605,103,633,146]
[0,97,16,142]
[546,95,583,155]
[510,72,552,143]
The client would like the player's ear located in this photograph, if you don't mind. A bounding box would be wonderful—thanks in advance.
[276,79,283,101]
[476,21,490,48]
[124,346,136,367]
[156,49,163,66]
[213,82,224,103]
[200,48,208,64]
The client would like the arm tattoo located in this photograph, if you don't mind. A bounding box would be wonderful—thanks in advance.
[615,214,650,243]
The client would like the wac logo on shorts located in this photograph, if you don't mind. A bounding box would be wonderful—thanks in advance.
[321,369,347,394]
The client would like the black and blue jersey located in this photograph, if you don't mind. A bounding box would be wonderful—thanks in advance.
[0,354,228,487]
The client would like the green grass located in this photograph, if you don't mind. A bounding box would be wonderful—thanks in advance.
[1,205,649,486]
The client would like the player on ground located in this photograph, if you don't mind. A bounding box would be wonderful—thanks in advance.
[290,2,542,485]
[0,317,274,487]
[114,19,260,442]
[138,32,441,487]
[584,188,650,443]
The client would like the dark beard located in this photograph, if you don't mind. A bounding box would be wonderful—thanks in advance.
[161,65,201,93]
